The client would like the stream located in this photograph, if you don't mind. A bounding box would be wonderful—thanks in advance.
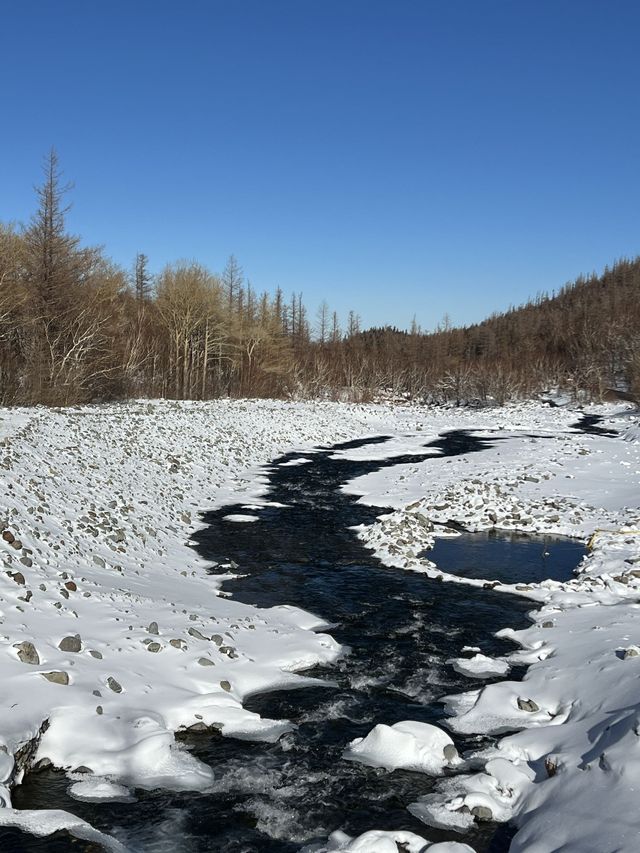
[4,423,594,853]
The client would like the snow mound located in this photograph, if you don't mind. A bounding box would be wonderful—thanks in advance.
[344,721,460,775]
[302,828,475,852]
[449,654,510,679]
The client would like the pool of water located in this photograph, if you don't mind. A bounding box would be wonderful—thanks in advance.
[5,429,586,853]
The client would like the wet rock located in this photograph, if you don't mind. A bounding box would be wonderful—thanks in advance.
[15,641,39,665]
[58,635,82,653]
[517,697,539,712]
[42,671,69,685]
[107,676,122,693]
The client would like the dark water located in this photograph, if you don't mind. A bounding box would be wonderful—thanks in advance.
[6,428,585,853]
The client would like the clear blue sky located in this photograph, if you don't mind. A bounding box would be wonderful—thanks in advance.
[2,0,639,331]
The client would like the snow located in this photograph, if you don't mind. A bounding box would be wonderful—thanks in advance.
[344,721,461,774]
[302,828,475,852]
[1,397,639,851]
[449,654,510,679]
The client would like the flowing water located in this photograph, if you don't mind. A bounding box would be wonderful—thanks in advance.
[5,425,592,853]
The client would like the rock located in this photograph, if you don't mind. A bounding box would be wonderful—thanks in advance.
[93,556,105,568]
[542,621,554,628]
[10,572,25,586]
[211,634,224,646]
[219,645,238,659]
[220,680,231,692]
[64,581,77,592]
[624,646,640,659]
[188,627,208,641]
[147,642,161,653]
[10,539,22,550]
[443,743,458,762]
[107,676,122,693]
[19,557,33,568]
[170,639,186,649]
[2,530,15,544]
[96,706,103,715]
[58,635,82,653]
[517,697,539,712]
[88,649,103,659]
[42,671,69,685]
[472,805,493,821]
[15,641,39,665]
[148,621,159,635]
[198,657,214,666]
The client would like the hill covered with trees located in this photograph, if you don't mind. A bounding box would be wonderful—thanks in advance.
[1,152,638,406]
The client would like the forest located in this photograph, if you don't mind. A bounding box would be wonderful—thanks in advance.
[1,152,639,407]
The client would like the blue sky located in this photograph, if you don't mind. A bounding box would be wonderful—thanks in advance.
[2,0,639,331]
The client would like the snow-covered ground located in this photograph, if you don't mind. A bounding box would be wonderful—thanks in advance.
[0,398,638,852]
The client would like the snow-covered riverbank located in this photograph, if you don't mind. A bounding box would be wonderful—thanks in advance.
[0,399,638,852]
[343,403,640,852]
[0,399,423,848]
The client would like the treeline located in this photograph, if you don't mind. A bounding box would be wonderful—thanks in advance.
[0,152,639,406]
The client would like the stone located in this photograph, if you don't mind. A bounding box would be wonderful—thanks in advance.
[517,697,539,712]
[42,671,69,685]
[147,642,161,653]
[220,680,231,692]
[542,621,554,628]
[2,530,15,544]
[443,744,458,762]
[624,646,640,659]
[188,627,208,641]
[93,556,105,568]
[148,621,159,635]
[19,557,32,568]
[472,805,493,821]
[58,635,82,653]
[15,641,39,665]
[10,572,25,586]
[96,706,103,715]
[107,676,122,693]
[170,639,186,649]
[88,649,103,659]
[198,657,214,666]
[64,581,77,592]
